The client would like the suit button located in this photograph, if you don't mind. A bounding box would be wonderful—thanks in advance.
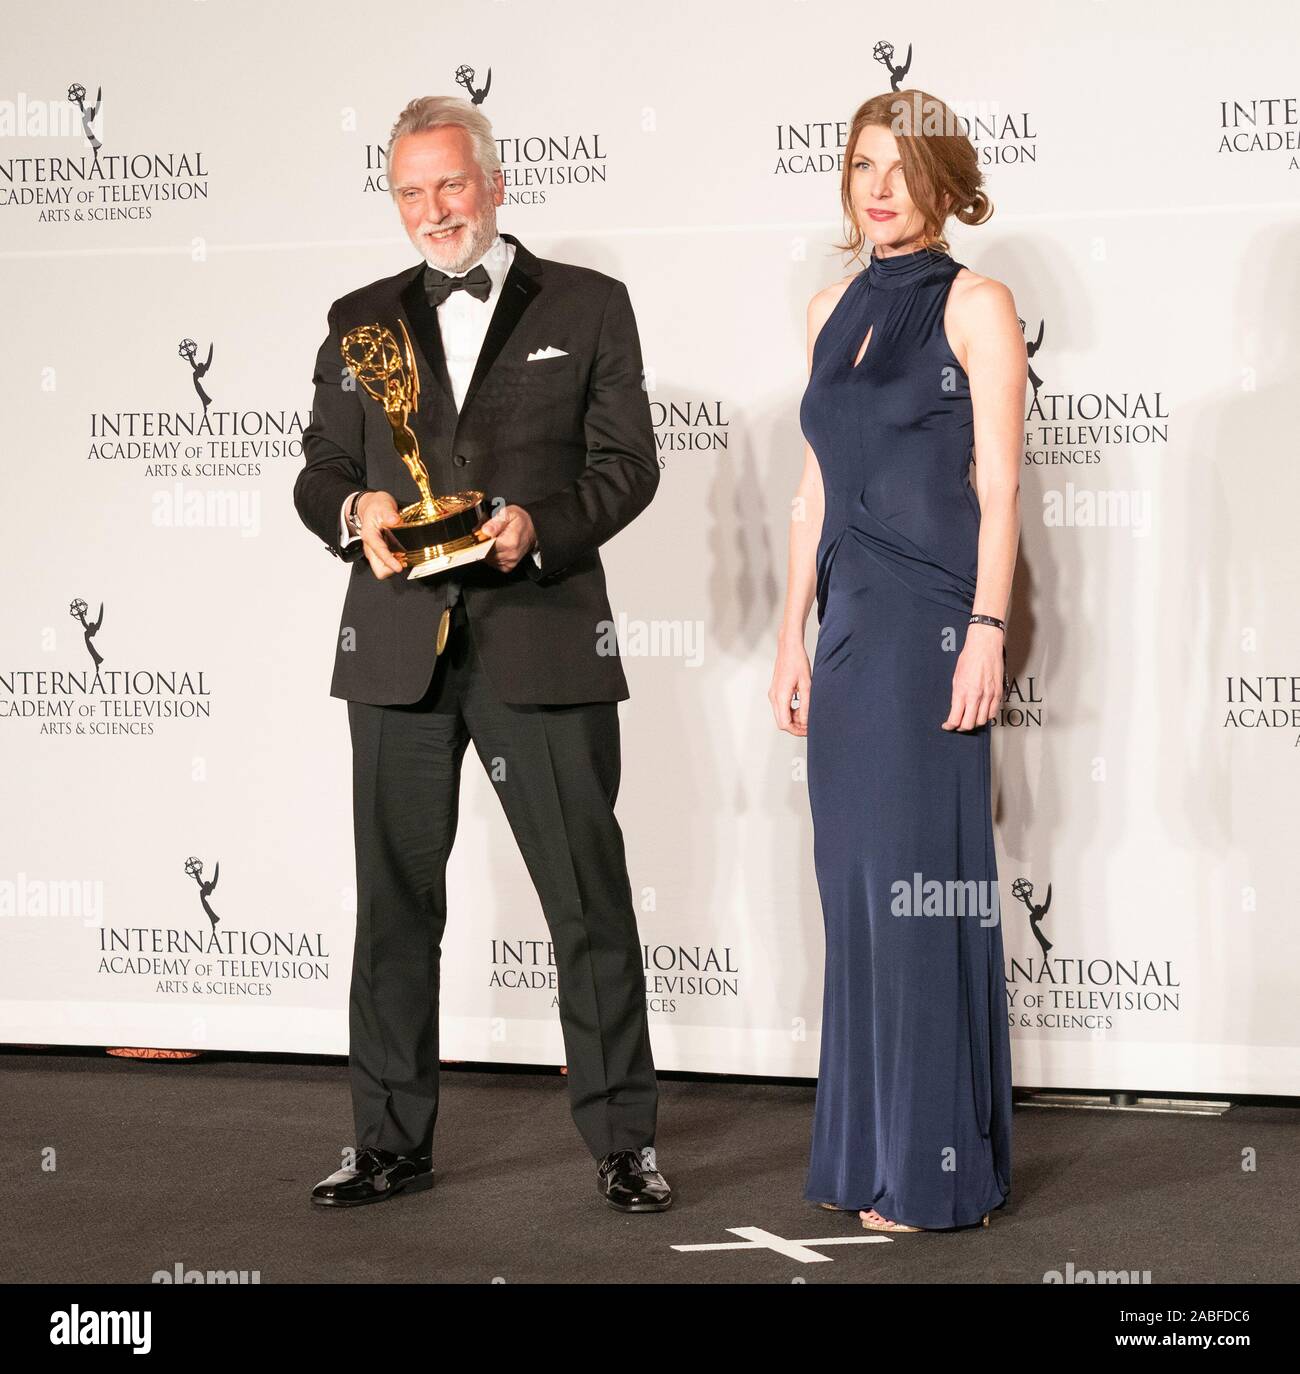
[453,454,469,467]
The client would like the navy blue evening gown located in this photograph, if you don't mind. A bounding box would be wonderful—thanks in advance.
[799,244,1012,1229]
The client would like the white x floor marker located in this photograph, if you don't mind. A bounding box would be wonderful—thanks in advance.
[672,1227,893,1263]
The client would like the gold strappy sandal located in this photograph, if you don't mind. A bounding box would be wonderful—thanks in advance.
[860,1210,923,1232]
[859,1209,990,1232]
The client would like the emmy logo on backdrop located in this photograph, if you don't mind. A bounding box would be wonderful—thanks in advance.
[454,63,492,105]
[871,40,912,92]
[1012,877,1053,957]
[67,81,102,155]
[339,320,495,592]
[185,856,220,932]
[70,598,104,669]
[178,338,214,415]
[1019,317,1045,401]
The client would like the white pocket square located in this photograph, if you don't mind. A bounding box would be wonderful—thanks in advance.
[526,346,569,361]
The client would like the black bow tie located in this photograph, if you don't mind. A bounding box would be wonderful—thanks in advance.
[423,263,492,307]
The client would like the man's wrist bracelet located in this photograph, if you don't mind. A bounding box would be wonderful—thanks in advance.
[968,614,1006,632]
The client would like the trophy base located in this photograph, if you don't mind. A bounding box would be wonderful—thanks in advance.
[381,492,494,580]
[404,532,497,581]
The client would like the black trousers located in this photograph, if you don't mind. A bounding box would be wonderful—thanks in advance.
[344,601,658,1161]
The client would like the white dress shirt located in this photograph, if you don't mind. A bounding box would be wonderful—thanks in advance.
[339,233,540,567]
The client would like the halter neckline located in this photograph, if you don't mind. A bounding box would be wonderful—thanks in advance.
[865,244,951,290]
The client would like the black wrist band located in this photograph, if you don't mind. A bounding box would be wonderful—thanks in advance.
[346,490,364,533]
[968,614,1006,632]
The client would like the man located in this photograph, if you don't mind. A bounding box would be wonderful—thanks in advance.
[293,95,668,1213]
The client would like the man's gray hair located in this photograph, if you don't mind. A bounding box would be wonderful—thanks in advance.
[386,95,501,187]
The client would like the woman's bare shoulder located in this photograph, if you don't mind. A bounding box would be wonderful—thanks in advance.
[808,271,858,336]
[945,264,1024,371]
[948,264,1017,319]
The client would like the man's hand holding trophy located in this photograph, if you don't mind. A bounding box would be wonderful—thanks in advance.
[341,319,533,582]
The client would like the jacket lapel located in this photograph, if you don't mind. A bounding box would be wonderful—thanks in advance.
[397,265,455,406]
[394,232,544,420]
[461,233,543,414]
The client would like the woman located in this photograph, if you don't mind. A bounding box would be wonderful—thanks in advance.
[769,89,1024,1232]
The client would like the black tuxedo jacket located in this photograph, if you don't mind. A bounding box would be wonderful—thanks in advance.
[293,233,659,706]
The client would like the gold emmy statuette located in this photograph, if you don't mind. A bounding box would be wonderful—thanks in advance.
[339,320,496,578]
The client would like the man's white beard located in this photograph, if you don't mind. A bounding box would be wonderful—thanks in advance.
[413,213,498,274]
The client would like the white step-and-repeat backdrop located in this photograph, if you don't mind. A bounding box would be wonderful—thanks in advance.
[2,1,1296,1093]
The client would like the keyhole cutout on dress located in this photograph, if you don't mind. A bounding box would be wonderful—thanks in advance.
[852,323,874,370]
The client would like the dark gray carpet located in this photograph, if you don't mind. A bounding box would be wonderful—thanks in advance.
[1,1050,1296,1285]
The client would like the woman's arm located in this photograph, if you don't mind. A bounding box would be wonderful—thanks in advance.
[943,276,1027,731]
[770,285,844,735]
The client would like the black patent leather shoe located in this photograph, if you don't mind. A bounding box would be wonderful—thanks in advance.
[597,1146,672,1212]
[310,1145,434,1207]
